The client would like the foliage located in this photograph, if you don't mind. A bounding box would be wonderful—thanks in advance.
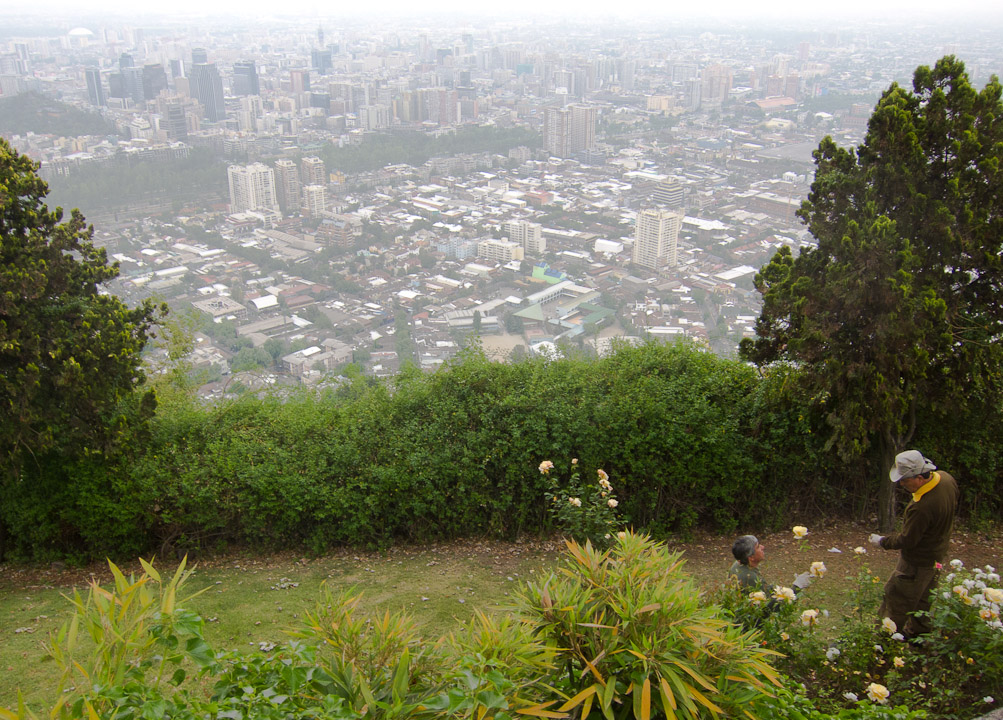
[542,459,621,548]
[717,545,1003,720]
[517,532,783,720]
[0,137,163,556]
[0,92,116,137]
[319,126,539,173]
[740,56,1003,530]
[45,149,229,217]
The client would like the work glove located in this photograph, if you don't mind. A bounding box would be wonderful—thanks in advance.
[793,572,812,590]
[869,533,884,547]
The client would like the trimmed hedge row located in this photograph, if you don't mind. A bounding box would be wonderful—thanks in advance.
[2,341,998,562]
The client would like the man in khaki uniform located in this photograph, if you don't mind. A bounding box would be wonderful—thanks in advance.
[870,450,959,638]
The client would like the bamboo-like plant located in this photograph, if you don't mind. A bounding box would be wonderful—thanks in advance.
[517,531,782,720]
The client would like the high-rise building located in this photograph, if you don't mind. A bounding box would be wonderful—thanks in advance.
[700,63,733,107]
[311,49,332,75]
[191,48,208,65]
[543,103,596,158]
[142,64,168,101]
[506,219,545,254]
[301,184,327,218]
[300,156,326,185]
[162,101,188,140]
[273,159,301,214]
[632,208,682,270]
[228,163,278,213]
[119,53,134,70]
[122,66,145,104]
[84,67,105,106]
[232,61,259,96]
[189,62,225,122]
[290,69,311,94]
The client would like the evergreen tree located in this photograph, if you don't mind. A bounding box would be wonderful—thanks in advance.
[740,57,1003,529]
[0,139,163,551]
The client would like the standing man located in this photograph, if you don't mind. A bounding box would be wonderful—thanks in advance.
[870,450,959,638]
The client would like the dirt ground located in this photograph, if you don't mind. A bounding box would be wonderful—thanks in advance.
[1,519,999,593]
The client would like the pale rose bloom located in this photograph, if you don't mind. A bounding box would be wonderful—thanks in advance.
[881,617,897,634]
[853,546,867,555]
[891,632,905,641]
[988,573,1001,583]
[980,608,994,621]
[954,585,969,598]
[810,561,827,578]
[749,591,767,605]
[571,458,578,465]
[607,498,618,508]
[780,632,790,641]
[604,533,611,539]
[597,468,609,482]
[772,586,796,603]
[893,656,905,668]
[801,609,819,626]
[843,692,858,702]
[826,647,840,661]
[568,497,582,507]
[792,525,809,539]
[985,697,995,704]
[950,559,964,569]
[539,460,555,474]
[617,531,627,540]
[874,644,883,653]
[866,683,890,704]
[984,588,1003,604]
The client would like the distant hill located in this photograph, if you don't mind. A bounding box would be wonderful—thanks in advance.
[0,92,116,137]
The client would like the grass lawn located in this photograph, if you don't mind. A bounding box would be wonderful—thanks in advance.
[1,521,998,712]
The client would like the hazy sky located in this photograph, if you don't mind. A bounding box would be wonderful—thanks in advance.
[4,0,1002,23]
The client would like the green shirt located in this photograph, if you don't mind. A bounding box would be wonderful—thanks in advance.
[727,560,774,595]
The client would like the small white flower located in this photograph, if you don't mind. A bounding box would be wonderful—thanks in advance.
[946,572,955,582]
[951,559,964,569]
[943,591,951,600]
[604,533,611,540]
[607,498,618,508]
[874,644,883,653]
[822,609,830,618]
[853,546,867,555]
[964,579,976,590]
[810,561,827,578]
[843,692,859,702]
[749,591,767,606]
[568,497,582,507]
[985,697,995,704]
[801,609,819,626]
[617,531,627,540]
[826,647,841,661]
[987,565,997,573]
[881,617,897,634]
[891,632,905,641]
[988,573,1000,583]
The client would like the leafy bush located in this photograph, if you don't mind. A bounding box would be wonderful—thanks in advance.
[542,459,621,547]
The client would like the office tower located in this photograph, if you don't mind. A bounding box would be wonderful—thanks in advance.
[700,63,733,107]
[169,58,184,80]
[273,159,301,214]
[543,103,596,158]
[301,184,327,218]
[290,69,311,93]
[122,66,145,103]
[553,69,574,95]
[228,163,278,213]
[311,49,332,75]
[300,156,326,185]
[632,208,682,270]
[84,67,105,106]
[119,53,134,70]
[506,219,545,254]
[163,101,188,140]
[232,61,259,96]
[191,48,208,65]
[142,64,168,101]
[189,62,225,122]
[317,25,324,47]
[653,178,684,208]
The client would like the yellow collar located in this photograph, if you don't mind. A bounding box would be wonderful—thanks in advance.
[912,472,940,503]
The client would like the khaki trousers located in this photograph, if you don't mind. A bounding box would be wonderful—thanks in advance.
[878,557,940,637]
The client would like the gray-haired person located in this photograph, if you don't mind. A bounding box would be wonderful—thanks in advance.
[727,534,811,595]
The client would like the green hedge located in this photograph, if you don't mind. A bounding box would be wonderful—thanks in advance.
[2,341,999,562]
